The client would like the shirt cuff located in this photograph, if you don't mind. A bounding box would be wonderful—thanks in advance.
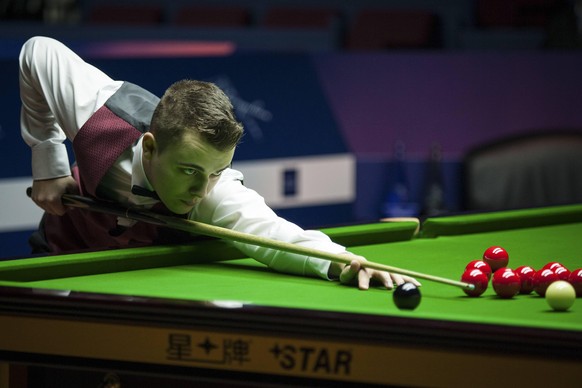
[31,142,71,180]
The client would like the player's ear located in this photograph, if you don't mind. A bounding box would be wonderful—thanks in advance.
[142,133,157,160]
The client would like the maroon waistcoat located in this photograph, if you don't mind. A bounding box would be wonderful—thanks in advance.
[44,82,188,252]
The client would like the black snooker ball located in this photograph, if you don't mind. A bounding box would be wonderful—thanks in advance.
[393,282,421,310]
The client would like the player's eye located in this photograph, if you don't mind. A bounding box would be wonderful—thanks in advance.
[183,168,198,176]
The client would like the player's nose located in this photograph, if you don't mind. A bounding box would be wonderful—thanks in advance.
[189,176,208,198]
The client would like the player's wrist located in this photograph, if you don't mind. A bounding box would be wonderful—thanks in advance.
[327,261,345,280]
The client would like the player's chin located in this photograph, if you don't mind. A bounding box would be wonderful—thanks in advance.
[167,201,195,215]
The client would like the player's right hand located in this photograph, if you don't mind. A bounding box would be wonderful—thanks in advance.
[31,176,79,216]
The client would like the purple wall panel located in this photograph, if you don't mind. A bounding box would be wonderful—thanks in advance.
[313,52,582,158]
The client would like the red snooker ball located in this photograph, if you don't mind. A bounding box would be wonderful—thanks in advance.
[483,246,509,272]
[534,269,559,297]
[542,262,564,272]
[554,266,571,281]
[492,269,521,299]
[514,265,537,294]
[568,268,582,297]
[461,269,489,297]
[465,260,492,280]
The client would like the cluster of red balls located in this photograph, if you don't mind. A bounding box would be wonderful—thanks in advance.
[460,246,582,299]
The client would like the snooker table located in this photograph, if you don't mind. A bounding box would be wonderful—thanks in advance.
[0,205,581,387]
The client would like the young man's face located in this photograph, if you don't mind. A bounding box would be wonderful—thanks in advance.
[142,131,235,214]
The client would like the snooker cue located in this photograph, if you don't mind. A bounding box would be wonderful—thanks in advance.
[26,188,475,291]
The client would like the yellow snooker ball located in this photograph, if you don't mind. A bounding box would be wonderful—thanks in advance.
[545,280,576,311]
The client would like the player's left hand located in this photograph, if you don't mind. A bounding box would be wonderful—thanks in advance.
[333,254,421,290]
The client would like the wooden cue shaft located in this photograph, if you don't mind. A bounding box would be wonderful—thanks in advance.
[28,189,474,290]
[153,214,475,290]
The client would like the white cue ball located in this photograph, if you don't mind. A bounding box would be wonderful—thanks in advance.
[545,280,576,311]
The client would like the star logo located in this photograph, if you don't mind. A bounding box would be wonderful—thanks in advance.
[197,337,218,354]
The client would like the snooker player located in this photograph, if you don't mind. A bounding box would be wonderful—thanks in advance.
[19,36,419,290]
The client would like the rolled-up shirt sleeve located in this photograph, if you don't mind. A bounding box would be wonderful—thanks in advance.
[191,169,346,279]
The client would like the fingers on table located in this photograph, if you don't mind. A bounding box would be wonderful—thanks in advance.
[339,259,424,290]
